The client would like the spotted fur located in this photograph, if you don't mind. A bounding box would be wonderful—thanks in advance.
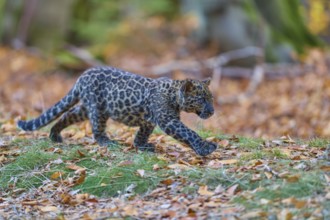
[18,67,217,156]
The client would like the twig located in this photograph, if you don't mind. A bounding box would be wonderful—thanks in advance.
[206,64,311,80]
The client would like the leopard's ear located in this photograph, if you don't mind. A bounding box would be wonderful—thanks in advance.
[202,78,211,86]
[181,80,194,94]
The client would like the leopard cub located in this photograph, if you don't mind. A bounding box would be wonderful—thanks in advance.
[18,66,217,156]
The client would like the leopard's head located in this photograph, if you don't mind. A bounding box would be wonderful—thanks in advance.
[177,78,214,119]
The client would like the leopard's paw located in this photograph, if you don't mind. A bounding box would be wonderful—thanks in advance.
[137,143,155,152]
[196,141,217,156]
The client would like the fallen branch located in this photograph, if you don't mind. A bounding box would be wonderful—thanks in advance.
[217,64,312,80]
[151,46,263,75]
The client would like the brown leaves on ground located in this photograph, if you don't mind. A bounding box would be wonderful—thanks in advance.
[1,48,330,219]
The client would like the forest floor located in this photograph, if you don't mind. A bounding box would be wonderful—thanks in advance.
[0,47,330,219]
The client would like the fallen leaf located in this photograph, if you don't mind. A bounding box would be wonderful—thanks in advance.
[219,139,230,147]
[167,163,189,170]
[50,171,63,180]
[219,159,238,165]
[204,201,221,207]
[66,164,85,171]
[278,209,293,220]
[293,199,307,209]
[160,179,174,185]
[136,169,145,177]
[188,158,204,165]
[162,210,176,218]
[283,197,306,209]
[60,193,72,204]
[291,155,302,160]
[324,174,330,184]
[264,171,273,179]
[153,164,160,170]
[198,185,214,196]
[281,135,295,144]
[0,155,8,163]
[326,192,330,199]
[123,205,138,216]
[118,160,134,166]
[74,170,86,185]
[260,198,270,205]
[21,200,38,205]
[52,158,63,164]
[45,147,63,154]
[76,193,90,203]
[206,136,220,142]
[240,211,267,219]
[207,160,223,168]
[226,184,239,196]
[278,171,290,178]
[39,206,58,212]
[178,159,191,166]
[85,198,98,203]
[77,149,85,157]
[252,160,263,167]
[159,203,171,209]
[214,185,225,194]
[320,165,330,172]
[168,151,181,158]
[82,213,92,220]
[1,120,16,132]
[285,174,300,183]
[187,208,197,217]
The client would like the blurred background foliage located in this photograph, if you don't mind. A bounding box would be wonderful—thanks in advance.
[0,0,329,67]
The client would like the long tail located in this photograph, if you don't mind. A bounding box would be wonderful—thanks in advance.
[17,86,79,131]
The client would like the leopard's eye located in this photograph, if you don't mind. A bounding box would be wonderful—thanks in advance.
[198,97,205,103]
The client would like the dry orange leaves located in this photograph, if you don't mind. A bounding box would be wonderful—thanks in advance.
[1,48,330,219]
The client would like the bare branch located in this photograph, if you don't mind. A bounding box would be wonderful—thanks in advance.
[151,46,263,75]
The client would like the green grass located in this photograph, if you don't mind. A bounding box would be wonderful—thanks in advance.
[255,172,325,199]
[233,171,327,210]
[74,152,169,197]
[152,127,164,135]
[239,148,288,162]
[0,137,251,197]
[197,130,229,139]
[0,140,58,189]
[308,138,330,148]
[237,136,264,149]
[1,133,329,220]
[0,139,170,197]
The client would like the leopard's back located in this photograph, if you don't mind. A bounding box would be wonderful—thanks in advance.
[77,67,155,126]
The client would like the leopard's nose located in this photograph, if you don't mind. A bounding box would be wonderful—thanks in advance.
[199,104,214,119]
[205,104,214,116]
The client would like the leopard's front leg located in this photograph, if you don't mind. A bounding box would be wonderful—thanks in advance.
[158,118,217,156]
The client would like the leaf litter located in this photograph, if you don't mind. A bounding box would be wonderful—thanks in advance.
[0,48,329,219]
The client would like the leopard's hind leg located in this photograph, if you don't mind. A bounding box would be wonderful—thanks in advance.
[134,122,155,152]
[50,105,88,143]
[89,110,118,147]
